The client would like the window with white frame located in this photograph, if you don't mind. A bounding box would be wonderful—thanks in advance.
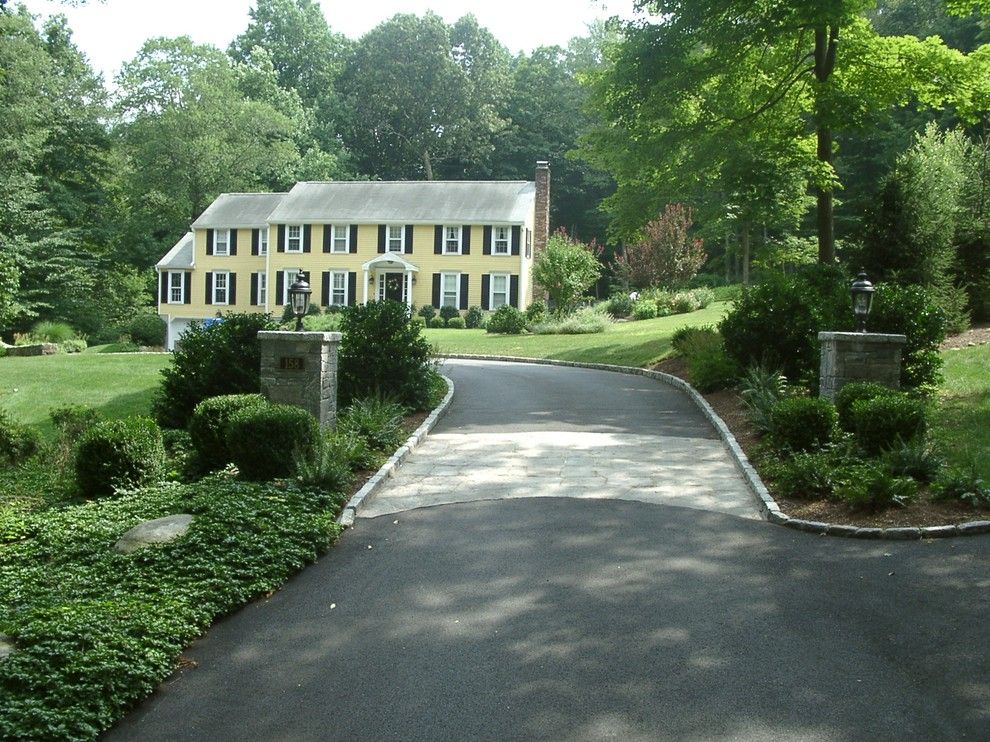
[332,224,349,253]
[444,225,461,254]
[493,226,510,255]
[490,273,509,309]
[387,225,404,253]
[283,269,300,304]
[329,270,348,306]
[287,225,302,252]
[441,272,459,308]
[213,271,229,305]
[259,228,268,256]
[168,272,185,304]
[256,272,267,306]
[214,229,229,256]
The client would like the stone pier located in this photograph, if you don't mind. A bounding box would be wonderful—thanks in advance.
[818,331,907,401]
[258,331,341,427]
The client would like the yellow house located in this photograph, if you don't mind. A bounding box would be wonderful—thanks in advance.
[157,162,551,349]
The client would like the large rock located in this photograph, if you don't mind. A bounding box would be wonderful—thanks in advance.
[115,514,194,554]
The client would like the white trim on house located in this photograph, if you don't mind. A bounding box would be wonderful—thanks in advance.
[441,272,460,309]
[214,229,230,256]
[493,225,510,255]
[329,269,349,306]
[331,224,350,254]
[444,225,462,254]
[286,224,303,253]
[212,270,230,305]
[489,272,510,309]
[167,271,185,304]
[386,224,405,253]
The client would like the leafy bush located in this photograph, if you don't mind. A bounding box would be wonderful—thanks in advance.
[337,397,406,453]
[465,305,484,329]
[486,304,527,334]
[161,428,197,482]
[50,404,102,441]
[525,300,548,323]
[226,402,321,481]
[26,320,78,344]
[835,382,894,432]
[533,230,602,313]
[411,315,427,327]
[606,293,633,318]
[337,300,436,411]
[153,313,278,429]
[766,450,849,500]
[932,462,990,507]
[689,287,716,308]
[99,340,141,353]
[882,438,943,484]
[688,341,739,392]
[439,305,460,324]
[719,266,850,383]
[529,305,611,335]
[738,364,790,436]
[61,338,87,353]
[671,291,699,314]
[301,312,343,332]
[447,316,466,329]
[127,314,166,346]
[295,432,354,492]
[75,417,166,497]
[325,429,380,471]
[0,410,40,466]
[671,325,717,356]
[188,394,267,472]
[850,394,927,455]
[835,463,917,511]
[632,300,657,320]
[428,316,447,328]
[417,304,436,321]
[867,283,946,391]
[769,397,837,452]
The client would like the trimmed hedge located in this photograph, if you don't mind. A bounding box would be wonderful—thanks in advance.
[188,394,266,472]
[226,402,321,481]
[835,382,894,432]
[769,397,837,453]
[75,418,166,498]
[486,304,527,334]
[851,394,928,455]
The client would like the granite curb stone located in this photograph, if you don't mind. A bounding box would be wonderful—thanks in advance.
[441,354,989,541]
[338,375,455,526]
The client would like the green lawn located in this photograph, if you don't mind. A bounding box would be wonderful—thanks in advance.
[931,343,990,480]
[0,353,170,435]
[423,302,731,367]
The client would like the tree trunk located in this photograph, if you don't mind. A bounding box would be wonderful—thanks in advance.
[817,123,834,264]
[724,233,732,284]
[740,221,751,286]
[814,24,839,264]
[422,149,433,181]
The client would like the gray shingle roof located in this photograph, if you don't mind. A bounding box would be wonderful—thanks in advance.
[191,193,286,229]
[156,232,194,269]
[267,181,535,224]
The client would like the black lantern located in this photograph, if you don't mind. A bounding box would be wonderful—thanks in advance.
[850,271,875,333]
[288,271,312,331]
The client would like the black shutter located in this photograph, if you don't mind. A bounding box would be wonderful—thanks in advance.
[183,272,191,304]
[462,225,471,254]
[206,229,214,255]
[275,271,284,305]
[251,273,259,305]
[482,274,491,310]
[348,272,357,306]
[432,273,441,308]
[349,225,358,253]
[321,271,331,306]
[434,225,443,254]
[483,225,492,255]
[229,230,238,256]
[323,225,332,253]
[159,273,168,303]
[405,225,414,254]
[377,225,386,253]
[277,225,286,252]
[229,273,237,305]
[510,275,520,308]
[459,274,468,310]
[251,229,259,256]
[303,224,312,253]
[205,272,213,304]
[511,226,521,256]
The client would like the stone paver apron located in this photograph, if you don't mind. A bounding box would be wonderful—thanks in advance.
[360,360,760,520]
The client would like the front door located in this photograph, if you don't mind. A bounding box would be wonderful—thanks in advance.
[382,272,405,303]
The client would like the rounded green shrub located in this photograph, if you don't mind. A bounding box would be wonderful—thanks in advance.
[835,382,894,432]
[851,394,927,455]
[189,394,267,472]
[0,410,40,466]
[766,451,848,500]
[632,300,657,320]
[525,300,548,323]
[867,283,946,391]
[606,293,634,318]
[226,402,320,481]
[769,397,837,452]
[688,341,739,392]
[671,292,699,314]
[446,316,466,329]
[75,417,166,497]
[439,305,460,324]
[128,314,166,346]
[486,304,527,334]
[417,304,436,321]
[428,316,447,328]
[464,306,485,329]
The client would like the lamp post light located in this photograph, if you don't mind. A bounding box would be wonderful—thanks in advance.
[850,270,875,333]
[288,270,312,331]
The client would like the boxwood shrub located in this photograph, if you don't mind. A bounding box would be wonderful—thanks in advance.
[188,394,267,472]
[75,417,166,497]
[226,402,321,481]
[850,394,928,455]
[486,304,527,334]
[446,316,466,329]
[769,397,837,452]
[835,382,894,432]
[464,306,485,329]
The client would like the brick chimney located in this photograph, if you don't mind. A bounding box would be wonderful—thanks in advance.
[534,161,550,255]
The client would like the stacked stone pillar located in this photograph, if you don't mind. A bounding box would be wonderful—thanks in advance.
[258,331,341,427]
[818,331,907,401]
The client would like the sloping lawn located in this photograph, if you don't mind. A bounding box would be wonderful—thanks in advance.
[423,302,731,367]
[932,343,990,480]
[0,353,169,435]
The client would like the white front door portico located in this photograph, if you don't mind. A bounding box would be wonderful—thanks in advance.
[361,253,419,308]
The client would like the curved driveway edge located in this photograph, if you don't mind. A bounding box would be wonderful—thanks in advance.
[338,374,455,527]
[441,354,990,540]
